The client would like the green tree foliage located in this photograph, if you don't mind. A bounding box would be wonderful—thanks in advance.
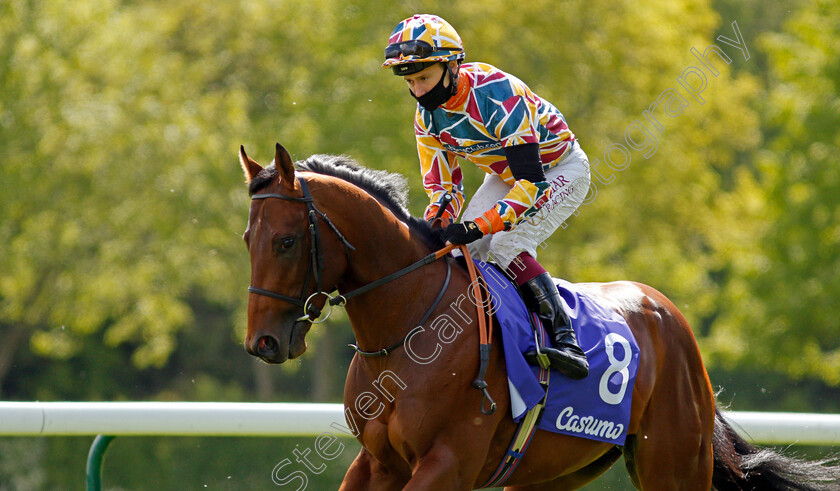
[0,0,250,379]
[0,0,762,380]
[706,0,840,383]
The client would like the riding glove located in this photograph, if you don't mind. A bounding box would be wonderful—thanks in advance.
[441,221,484,244]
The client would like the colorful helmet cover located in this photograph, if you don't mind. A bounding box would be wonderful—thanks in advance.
[383,14,465,74]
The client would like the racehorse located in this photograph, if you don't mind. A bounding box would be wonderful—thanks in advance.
[239,143,840,490]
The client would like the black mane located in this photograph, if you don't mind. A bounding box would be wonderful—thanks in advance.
[248,154,445,249]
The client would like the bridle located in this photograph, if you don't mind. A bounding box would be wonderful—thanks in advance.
[247,174,496,413]
[248,176,355,323]
[247,174,451,324]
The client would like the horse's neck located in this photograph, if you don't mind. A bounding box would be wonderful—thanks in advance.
[337,207,427,292]
[331,192,455,352]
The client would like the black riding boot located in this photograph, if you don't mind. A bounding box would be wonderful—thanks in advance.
[522,273,589,379]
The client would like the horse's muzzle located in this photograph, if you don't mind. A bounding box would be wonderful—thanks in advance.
[251,335,281,360]
[246,333,291,364]
[245,320,311,363]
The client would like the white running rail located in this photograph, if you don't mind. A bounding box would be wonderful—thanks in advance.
[1,402,839,446]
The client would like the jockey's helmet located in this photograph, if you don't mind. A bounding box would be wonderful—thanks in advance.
[382,14,465,76]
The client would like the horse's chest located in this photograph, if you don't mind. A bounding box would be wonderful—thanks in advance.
[358,413,419,472]
[346,361,464,467]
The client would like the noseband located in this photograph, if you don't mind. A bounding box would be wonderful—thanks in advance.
[248,176,355,323]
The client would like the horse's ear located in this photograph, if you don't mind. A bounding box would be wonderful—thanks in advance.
[239,145,263,183]
[275,143,296,191]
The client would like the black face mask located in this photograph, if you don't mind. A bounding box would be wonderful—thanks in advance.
[410,68,455,111]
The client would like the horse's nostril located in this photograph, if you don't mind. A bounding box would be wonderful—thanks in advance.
[257,335,279,356]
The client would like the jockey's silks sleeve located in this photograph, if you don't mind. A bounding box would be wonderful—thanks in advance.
[477,179,552,234]
[476,142,551,234]
[414,62,575,232]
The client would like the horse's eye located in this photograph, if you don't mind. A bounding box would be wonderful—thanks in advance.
[274,236,296,253]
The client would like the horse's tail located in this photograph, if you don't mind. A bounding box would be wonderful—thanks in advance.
[712,407,840,490]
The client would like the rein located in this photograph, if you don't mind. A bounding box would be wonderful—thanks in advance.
[248,175,496,414]
[463,248,497,415]
[348,258,451,357]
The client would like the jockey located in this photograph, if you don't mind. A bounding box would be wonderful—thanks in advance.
[383,14,593,380]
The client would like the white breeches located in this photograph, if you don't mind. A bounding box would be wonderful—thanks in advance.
[461,142,591,269]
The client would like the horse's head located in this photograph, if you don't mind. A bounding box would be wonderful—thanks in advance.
[239,143,348,363]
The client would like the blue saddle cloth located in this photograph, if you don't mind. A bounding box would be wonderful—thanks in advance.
[474,260,639,445]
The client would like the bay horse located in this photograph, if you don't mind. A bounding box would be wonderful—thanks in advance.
[239,143,840,490]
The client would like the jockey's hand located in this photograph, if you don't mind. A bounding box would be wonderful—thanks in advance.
[441,221,484,245]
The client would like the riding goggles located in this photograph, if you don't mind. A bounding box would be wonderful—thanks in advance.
[384,40,461,61]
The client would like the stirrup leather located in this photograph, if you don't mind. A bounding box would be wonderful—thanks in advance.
[531,329,552,370]
[521,273,589,379]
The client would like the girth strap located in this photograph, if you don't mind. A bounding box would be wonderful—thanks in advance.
[480,311,551,488]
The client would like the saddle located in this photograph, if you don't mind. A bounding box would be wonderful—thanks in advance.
[473,260,639,443]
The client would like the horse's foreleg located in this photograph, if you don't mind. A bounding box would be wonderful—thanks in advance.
[339,448,408,491]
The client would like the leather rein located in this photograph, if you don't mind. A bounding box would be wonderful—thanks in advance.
[247,174,496,414]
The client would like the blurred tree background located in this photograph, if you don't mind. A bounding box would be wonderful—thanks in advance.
[0,0,837,488]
